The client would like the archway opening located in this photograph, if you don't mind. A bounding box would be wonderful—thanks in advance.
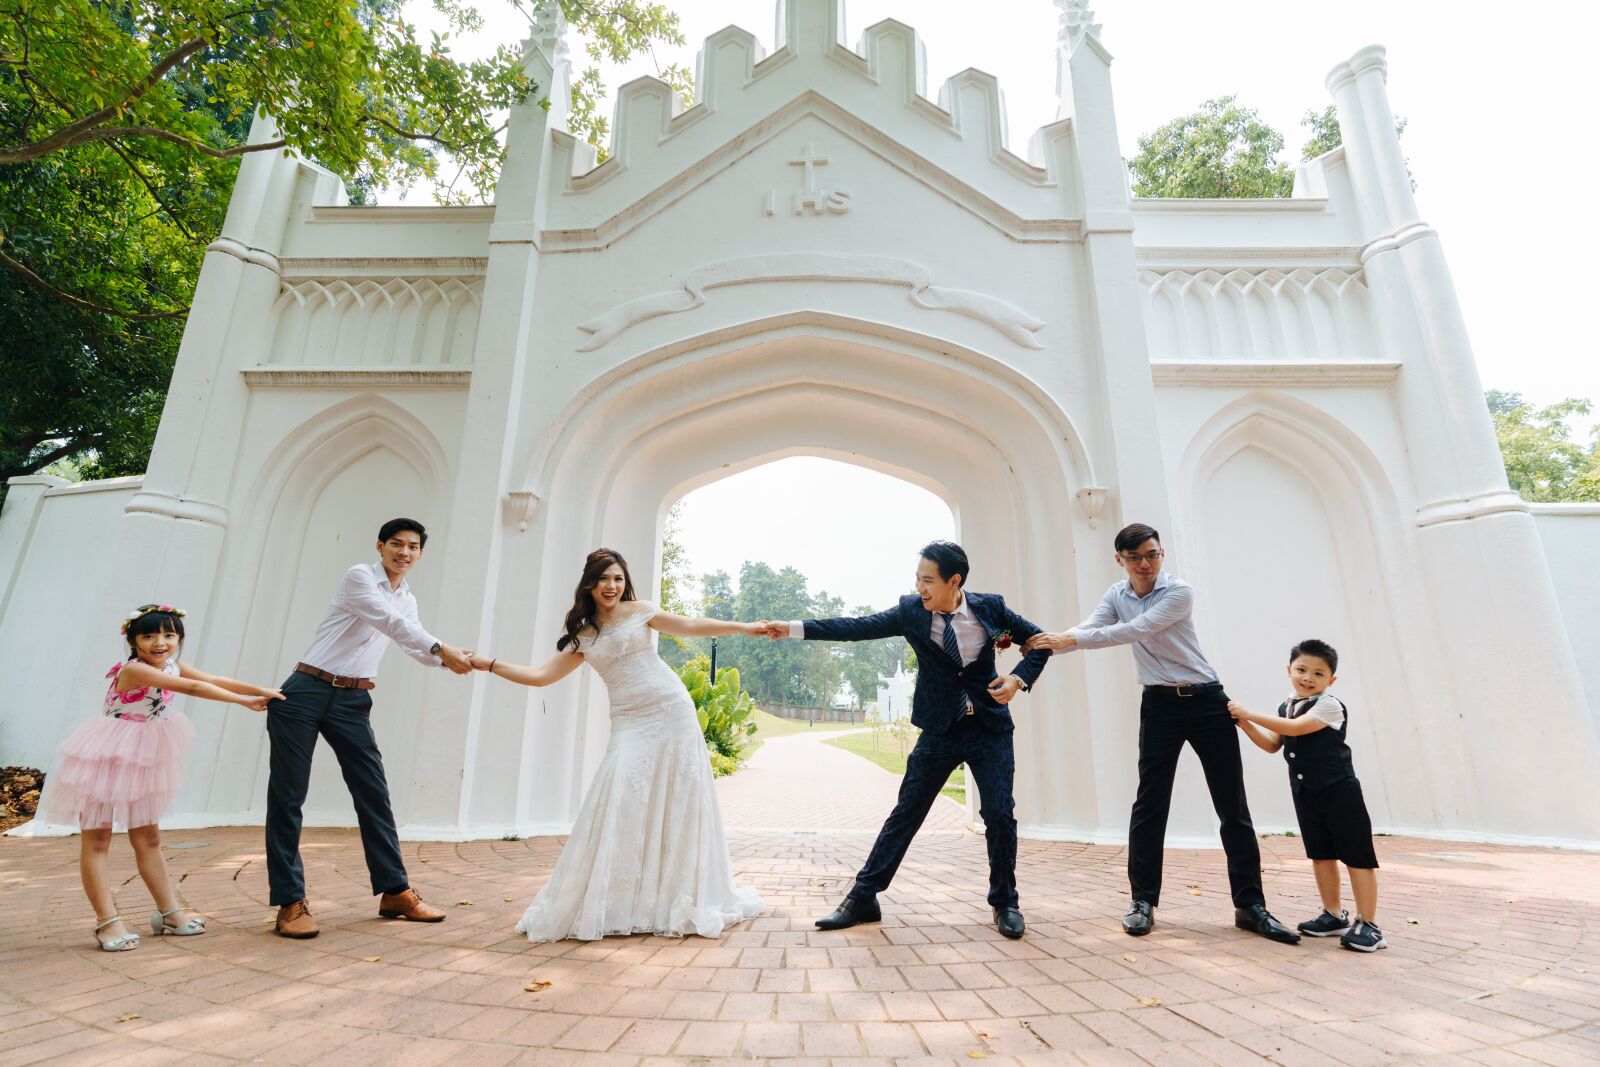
[660,454,973,828]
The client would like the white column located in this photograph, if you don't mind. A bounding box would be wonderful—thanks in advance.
[1327,46,1600,841]
[402,16,572,832]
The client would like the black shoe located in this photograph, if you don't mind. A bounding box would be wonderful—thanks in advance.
[993,907,1025,939]
[815,896,881,931]
[1234,904,1301,944]
[1340,918,1387,952]
[1298,908,1351,938]
[1122,900,1154,936]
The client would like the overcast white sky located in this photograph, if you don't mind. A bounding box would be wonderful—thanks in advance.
[402,0,1600,607]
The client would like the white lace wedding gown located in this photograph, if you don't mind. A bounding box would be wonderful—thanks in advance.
[516,602,765,942]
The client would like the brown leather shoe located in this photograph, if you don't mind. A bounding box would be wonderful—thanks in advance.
[274,899,319,939]
[377,887,445,923]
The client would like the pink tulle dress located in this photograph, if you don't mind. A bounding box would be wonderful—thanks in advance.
[38,660,195,830]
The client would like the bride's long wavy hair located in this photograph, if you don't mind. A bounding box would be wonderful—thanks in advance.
[557,548,638,652]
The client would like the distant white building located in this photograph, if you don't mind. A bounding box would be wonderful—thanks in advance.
[3,0,1597,846]
[875,665,916,724]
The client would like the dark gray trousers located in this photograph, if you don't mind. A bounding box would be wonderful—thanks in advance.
[265,671,408,906]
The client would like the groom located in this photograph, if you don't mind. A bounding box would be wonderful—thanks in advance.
[762,541,1050,938]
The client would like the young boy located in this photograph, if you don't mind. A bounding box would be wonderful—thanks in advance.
[1228,639,1385,952]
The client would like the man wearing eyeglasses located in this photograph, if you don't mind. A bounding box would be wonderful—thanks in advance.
[1025,523,1299,945]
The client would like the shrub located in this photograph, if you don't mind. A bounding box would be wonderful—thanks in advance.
[676,656,759,773]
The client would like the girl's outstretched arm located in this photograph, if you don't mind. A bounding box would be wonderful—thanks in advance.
[470,650,585,688]
[119,661,277,711]
[176,662,284,700]
[649,612,769,639]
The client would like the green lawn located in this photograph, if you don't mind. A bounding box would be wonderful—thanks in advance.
[741,708,859,759]
[824,728,966,806]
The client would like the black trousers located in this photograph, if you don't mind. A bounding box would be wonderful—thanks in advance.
[851,715,1019,909]
[1128,686,1264,909]
[265,671,409,906]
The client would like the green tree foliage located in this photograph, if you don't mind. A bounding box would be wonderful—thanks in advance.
[676,654,757,777]
[1486,390,1600,503]
[837,602,906,711]
[0,0,686,486]
[699,569,734,620]
[1128,96,1293,199]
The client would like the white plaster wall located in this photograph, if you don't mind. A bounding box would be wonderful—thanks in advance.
[0,478,145,772]
[1533,506,1600,725]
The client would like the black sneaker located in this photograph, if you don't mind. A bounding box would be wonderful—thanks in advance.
[1298,908,1351,938]
[1340,918,1387,952]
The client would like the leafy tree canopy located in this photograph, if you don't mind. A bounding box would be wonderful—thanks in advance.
[1128,96,1293,199]
[1486,390,1600,503]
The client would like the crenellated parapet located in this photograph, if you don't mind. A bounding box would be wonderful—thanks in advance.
[531,0,1067,244]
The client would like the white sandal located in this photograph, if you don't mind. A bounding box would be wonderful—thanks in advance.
[94,915,140,951]
[151,907,206,936]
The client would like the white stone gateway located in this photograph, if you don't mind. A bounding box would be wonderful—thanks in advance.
[4,0,1598,846]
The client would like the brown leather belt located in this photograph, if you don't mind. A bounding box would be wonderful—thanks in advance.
[296,662,375,690]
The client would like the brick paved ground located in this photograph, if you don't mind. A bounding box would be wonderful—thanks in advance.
[3,731,1598,1065]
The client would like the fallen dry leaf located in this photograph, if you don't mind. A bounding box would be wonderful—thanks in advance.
[361,956,382,963]
[976,1030,991,1038]
[1122,953,1137,963]
[116,1014,140,1023]
[1188,889,1202,896]
[504,897,513,902]
[525,979,553,992]
[1138,997,1162,1007]
[1405,917,1419,924]
[967,1053,987,1061]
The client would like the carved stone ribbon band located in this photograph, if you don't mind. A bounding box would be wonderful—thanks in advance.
[576,254,1046,351]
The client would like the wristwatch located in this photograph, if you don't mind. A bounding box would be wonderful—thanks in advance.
[429,641,442,656]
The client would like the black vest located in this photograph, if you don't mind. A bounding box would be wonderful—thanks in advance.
[1279,696,1358,795]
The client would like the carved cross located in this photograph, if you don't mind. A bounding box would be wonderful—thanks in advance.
[788,143,830,192]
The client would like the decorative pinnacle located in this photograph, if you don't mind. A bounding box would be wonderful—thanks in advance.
[524,0,569,65]
[1055,0,1102,48]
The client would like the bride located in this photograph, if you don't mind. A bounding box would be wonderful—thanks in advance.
[471,548,767,941]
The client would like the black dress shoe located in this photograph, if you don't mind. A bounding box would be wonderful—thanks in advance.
[1122,900,1154,936]
[1234,904,1301,944]
[815,896,881,931]
[993,907,1025,939]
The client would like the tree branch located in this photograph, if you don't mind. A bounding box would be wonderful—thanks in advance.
[0,248,189,320]
[21,436,102,476]
[108,141,198,241]
[0,36,209,163]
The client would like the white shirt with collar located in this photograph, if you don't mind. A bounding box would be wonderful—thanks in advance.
[299,561,442,679]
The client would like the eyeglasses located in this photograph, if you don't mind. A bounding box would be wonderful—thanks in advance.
[1119,550,1164,565]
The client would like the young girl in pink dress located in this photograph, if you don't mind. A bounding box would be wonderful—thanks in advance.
[38,605,284,951]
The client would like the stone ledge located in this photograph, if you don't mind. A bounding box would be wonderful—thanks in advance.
[241,366,473,388]
[1150,359,1401,385]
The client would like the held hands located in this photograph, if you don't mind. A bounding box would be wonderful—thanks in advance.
[438,644,474,675]
[468,653,495,672]
[1023,631,1075,652]
[987,675,1023,705]
[754,620,788,640]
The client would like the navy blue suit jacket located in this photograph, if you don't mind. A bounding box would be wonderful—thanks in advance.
[803,592,1050,735]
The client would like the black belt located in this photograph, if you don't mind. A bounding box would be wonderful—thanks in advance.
[1143,681,1223,698]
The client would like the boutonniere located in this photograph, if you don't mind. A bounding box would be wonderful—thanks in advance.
[991,629,1013,651]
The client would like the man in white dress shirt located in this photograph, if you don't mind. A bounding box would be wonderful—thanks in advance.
[1026,523,1299,945]
[267,518,473,939]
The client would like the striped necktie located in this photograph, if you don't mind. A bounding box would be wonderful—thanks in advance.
[941,612,973,714]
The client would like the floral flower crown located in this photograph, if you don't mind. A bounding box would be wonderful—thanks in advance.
[121,603,186,635]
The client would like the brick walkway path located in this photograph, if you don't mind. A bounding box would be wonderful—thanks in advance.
[3,736,1598,1065]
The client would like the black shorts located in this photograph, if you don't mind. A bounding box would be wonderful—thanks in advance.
[1292,779,1378,869]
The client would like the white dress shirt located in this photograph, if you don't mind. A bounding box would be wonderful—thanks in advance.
[787,593,987,663]
[1060,571,1218,686]
[299,561,442,678]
